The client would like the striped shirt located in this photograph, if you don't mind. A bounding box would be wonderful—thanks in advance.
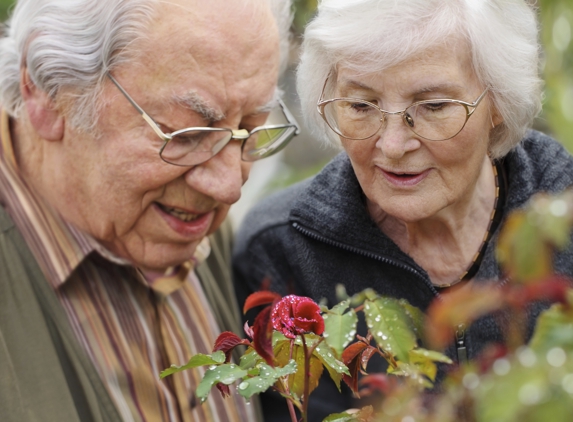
[0,111,254,422]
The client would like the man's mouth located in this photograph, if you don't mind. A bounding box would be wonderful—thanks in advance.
[156,203,201,222]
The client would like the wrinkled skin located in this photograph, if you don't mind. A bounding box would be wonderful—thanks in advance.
[15,0,280,272]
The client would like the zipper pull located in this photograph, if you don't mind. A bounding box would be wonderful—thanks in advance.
[455,323,468,365]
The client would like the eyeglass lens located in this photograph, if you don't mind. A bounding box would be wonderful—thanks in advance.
[160,125,297,166]
[322,100,469,141]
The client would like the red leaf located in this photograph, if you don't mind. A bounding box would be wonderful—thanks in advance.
[243,291,282,314]
[212,331,250,363]
[360,346,377,371]
[341,342,370,394]
[215,382,231,398]
[359,374,392,396]
[244,321,254,340]
[253,306,275,366]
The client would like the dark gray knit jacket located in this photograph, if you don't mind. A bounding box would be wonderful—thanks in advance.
[233,130,573,421]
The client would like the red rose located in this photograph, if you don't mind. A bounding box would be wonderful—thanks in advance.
[271,295,325,339]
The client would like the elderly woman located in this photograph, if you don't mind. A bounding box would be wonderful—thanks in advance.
[234,0,573,419]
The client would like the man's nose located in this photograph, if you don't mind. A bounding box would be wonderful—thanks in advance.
[374,114,421,159]
[184,140,247,205]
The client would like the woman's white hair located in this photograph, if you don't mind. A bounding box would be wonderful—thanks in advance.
[297,0,543,158]
[0,0,292,132]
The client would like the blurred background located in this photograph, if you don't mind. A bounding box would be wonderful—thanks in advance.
[1,0,572,227]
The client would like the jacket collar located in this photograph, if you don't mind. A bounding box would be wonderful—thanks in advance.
[289,152,422,266]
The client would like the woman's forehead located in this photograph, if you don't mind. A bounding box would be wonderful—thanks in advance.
[334,41,478,96]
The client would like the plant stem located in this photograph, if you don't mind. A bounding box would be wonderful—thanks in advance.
[287,399,298,422]
[285,340,299,422]
[301,335,310,422]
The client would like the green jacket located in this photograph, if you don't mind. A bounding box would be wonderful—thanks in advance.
[0,205,259,421]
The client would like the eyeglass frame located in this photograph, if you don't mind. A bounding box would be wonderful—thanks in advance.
[316,76,489,141]
[106,72,300,166]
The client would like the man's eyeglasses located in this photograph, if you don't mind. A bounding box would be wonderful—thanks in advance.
[107,72,299,166]
[317,78,488,142]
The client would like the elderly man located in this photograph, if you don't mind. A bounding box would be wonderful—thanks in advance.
[0,0,296,421]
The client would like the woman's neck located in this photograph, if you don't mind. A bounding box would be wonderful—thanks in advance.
[369,156,497,286]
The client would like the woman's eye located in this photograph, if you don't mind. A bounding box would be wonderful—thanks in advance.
[422,102,447,112]
[349,101,374,113]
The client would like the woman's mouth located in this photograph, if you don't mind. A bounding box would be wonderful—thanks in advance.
[380,168,431,187]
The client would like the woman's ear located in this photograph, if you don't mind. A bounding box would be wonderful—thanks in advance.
[20,67,64,141]
[490,103,504,128]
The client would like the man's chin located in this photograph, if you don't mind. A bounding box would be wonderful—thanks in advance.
[129,240,203,274]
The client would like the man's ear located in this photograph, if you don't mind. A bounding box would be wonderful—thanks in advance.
[20,67,64,141]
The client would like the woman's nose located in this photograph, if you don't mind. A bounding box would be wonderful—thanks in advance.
[375,114,421,159]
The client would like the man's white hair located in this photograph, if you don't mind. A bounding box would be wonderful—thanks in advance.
[0,0,292,131]
[297,0,542,158]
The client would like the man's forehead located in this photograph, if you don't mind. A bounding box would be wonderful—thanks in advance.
[170,88,281,123]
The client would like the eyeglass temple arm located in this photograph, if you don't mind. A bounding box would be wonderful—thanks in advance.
[106,72,170,141]
[465,88,489,116]
[277,98,301,135]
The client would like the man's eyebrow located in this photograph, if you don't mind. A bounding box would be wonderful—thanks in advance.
[171,91,225,122]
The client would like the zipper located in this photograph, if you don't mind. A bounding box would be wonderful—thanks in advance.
[455,323,468,365]
[291,221,475,362]
[291,221,440,298]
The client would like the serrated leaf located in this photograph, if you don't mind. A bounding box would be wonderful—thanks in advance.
[399,299,426,341]
[160,351,226,378]
[236,360,297,399]
[274,340,323,397]
[196,364,248,402]
[323,304,358,357]
[239,348,262,370]
[407,348,452,382]
[310,339,349,392]
[365,297,417,362]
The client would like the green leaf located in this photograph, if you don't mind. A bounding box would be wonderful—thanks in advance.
[237,360,298,399]
[239,348,262,370]
[323,301,359,357]
[387,362,433,389]
[408,348,453,382]
[409,348,453,364]
[399,299,426,341]
[160,351,226,378]
[312,340,350,391]
[322,405,374,422]
[364,297,417,362]
[530,303,573,352]
[274,339,324,397]
[196,363,248,403]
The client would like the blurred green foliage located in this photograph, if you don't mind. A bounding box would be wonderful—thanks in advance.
[538,0,573,151]
[0,0,11,22]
